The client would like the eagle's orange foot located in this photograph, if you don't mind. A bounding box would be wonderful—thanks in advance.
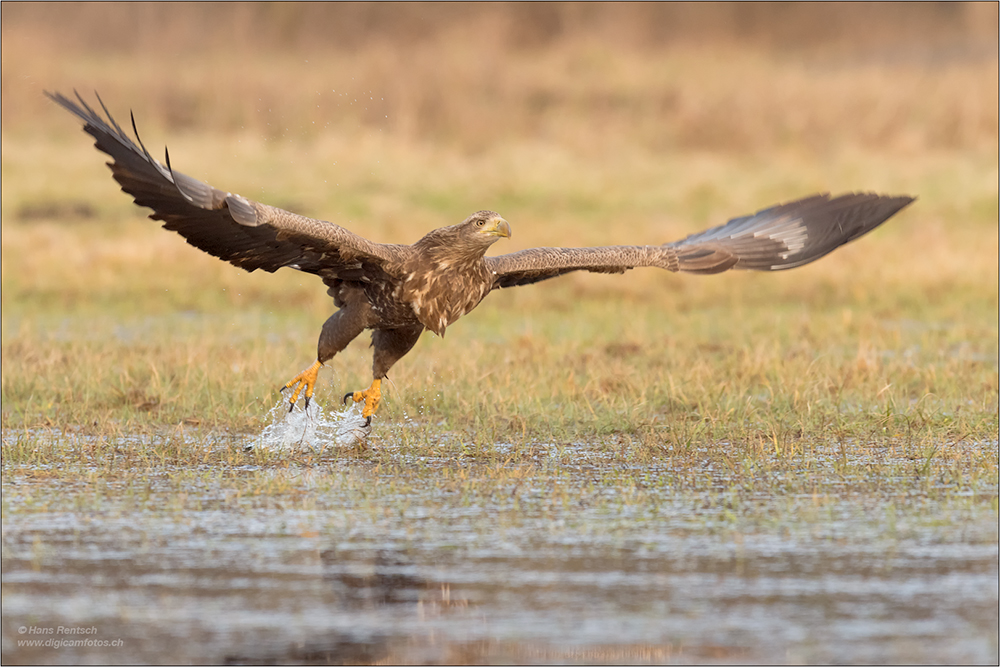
[343,378,382,425]
[282,360,323,412]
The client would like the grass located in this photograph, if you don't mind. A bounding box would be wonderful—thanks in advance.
[2,150,996,442]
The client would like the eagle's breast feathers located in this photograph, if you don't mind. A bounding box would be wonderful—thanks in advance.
[400,256,493,336]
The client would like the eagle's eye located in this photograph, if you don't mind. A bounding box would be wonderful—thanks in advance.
[476,219,485,226]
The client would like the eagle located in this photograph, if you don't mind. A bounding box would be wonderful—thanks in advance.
[49,91,914,425]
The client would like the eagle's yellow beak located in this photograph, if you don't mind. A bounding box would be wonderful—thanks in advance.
[484,217,512,239]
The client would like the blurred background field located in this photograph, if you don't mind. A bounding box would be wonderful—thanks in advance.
[2,4,998,664]
[2,2,997,434]
[2,2,998,436]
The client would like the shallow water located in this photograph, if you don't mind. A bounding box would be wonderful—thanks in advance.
[2,410,997,664]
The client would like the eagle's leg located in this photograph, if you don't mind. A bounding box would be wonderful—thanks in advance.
[345,325,424,424]
[283,360,323,411]
[283,294,372,411]
[346,379,382,423]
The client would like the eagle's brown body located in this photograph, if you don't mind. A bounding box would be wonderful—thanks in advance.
[321,217,509,384]
[49,91,915,422]
[399,224,501,336]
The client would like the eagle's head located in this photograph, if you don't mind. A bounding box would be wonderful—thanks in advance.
[462,210,511,242]
[415,210,511,258]
[440,210,511,255]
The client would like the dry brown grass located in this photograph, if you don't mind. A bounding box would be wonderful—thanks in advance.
[3,3,997,154]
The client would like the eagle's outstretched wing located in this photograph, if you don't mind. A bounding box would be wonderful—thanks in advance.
[486,193,913,288]
[47,91,405,281]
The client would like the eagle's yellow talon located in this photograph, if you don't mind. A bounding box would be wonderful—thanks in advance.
[348,378,382,420]
[283,360,323,410]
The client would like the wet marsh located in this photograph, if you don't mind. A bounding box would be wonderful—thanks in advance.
[3,417,997,664]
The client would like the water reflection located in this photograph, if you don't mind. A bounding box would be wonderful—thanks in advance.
[4,513,996,664]
[222,547,468,665]
[320,548,430,607]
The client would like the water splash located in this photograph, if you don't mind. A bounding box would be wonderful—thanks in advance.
[246,396,372,453]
